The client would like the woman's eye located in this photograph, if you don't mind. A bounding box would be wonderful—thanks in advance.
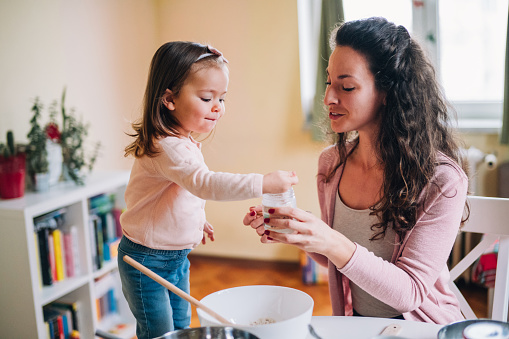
[201,98,211,102]
[325,81,331,86]
[219,98,225,103]
[343,87,355,92]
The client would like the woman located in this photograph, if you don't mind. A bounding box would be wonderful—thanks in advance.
[243,17,468,324]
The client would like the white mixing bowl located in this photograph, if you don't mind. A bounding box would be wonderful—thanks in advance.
[197,285,314,339]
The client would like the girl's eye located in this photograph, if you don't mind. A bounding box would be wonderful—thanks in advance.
[343,87,355,92]
[219,99,225,103]
[201,98,211,102]
[325,81,331,86]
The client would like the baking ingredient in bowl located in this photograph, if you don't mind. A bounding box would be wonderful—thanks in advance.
[250,317,276,326]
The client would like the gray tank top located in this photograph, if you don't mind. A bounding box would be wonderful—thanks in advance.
[332,191,401,317]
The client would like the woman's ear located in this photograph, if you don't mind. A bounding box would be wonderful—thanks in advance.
[162,89,176,110]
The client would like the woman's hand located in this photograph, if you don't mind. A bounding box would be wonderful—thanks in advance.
[243,205,266,236]
[244,206,356,268]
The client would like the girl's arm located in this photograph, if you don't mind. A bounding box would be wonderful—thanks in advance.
[154,138,297,201]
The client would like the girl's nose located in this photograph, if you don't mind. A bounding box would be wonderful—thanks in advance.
[212,101,222,112]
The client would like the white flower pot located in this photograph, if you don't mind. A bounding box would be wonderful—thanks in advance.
[34,172,50,192]
[46,140,62,186]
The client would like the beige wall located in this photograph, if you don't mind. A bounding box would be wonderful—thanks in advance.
[1,1,507,262]
[0,0,157,172]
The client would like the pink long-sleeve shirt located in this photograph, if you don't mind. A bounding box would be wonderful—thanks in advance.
[120,136,263,250]
[312,145,467,324]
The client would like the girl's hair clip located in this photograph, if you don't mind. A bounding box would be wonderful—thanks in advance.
[195,45,229,64]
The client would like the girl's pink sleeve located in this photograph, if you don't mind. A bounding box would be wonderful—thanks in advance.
[154,139,263,201]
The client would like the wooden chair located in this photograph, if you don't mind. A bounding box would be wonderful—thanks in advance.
[449,195,509,321]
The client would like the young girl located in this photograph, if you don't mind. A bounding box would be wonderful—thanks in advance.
[118,41,298,339]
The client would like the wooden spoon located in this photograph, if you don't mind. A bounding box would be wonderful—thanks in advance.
[123,255,234,326]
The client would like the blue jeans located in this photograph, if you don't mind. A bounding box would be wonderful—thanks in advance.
[118,236,192,339]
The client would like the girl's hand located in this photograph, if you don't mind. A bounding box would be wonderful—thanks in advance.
[202,221,215,245]
[262,171,298,194]
[260,206,356,268]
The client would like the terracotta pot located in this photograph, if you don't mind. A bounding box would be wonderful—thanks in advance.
[0,153,26,199]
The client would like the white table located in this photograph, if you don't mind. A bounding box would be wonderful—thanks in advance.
[307,316,444,339]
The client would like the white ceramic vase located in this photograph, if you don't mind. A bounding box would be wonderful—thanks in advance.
[46,139,62,186]
[34,172,50,192]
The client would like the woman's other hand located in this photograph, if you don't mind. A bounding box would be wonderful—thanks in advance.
[260,206,356,268]
[243,205,267,236]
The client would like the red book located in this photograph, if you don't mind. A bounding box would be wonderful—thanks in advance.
[56,316,64,339]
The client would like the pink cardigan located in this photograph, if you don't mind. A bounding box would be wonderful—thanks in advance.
[120,136,263,250]
[312,145,467,324]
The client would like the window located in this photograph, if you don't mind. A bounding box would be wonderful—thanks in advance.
[437,0,507,131]
[300,0,508,133]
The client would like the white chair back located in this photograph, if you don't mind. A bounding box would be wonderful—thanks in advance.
[449,195,509,321]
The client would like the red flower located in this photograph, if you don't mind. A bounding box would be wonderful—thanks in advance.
[45,123,61,142]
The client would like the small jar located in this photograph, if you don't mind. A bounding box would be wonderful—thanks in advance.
[262,187,296,234]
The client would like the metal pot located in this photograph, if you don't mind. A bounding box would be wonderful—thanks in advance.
[153,326,260,339]
[437,319,509,339]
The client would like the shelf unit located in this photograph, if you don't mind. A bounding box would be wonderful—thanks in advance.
[0,171,135,339]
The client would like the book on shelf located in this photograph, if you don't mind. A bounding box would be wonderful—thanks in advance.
[69,226,80,276]
[50,301,80,335]
[36,227,53,286]
[44,301,80,339]
[300,252,328,285]
[112,208,123,239]
[48,233,57,282]
[53,229,65,281]
[34,208,82,286]
[89,193,124,271]
[90,214,104,270]
[94,272,119,321]
[63,232,74,279]
[63,226,80,278]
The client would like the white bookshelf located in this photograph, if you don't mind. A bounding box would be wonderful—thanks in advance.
[0,171,135,339]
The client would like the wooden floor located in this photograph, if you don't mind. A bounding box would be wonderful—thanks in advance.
[188,254,488,327]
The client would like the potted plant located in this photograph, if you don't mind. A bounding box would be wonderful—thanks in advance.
[0,131,27,199]
[26,97,50,191]
[53,88,100,185]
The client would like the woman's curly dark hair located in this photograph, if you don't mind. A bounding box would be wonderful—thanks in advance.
[325,17,468,240]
